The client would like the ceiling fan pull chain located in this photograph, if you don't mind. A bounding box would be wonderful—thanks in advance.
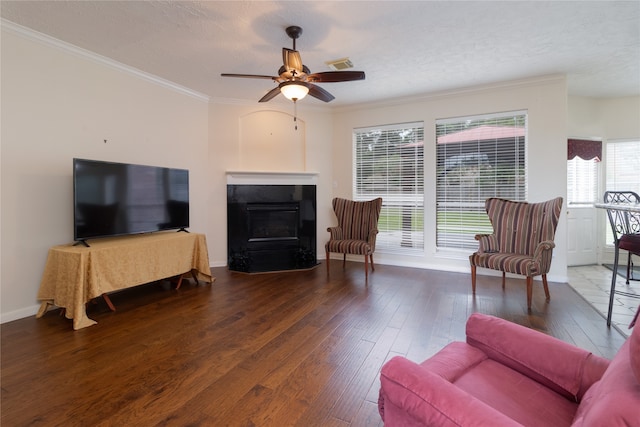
[293,99,298,130]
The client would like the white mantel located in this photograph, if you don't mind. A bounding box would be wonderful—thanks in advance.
[226,171,318,186]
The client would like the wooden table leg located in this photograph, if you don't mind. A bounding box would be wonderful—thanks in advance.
[175,274,184,290]
[102,293,116,312]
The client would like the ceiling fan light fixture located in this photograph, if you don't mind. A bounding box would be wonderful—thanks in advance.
[280,81,309,101]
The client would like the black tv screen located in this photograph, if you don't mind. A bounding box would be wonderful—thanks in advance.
[73,158,189,242]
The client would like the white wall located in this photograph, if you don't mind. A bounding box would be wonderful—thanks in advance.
[599,97,640,140]
[568,95,640,140]
[331,76,570,283]
[1,26,209,322]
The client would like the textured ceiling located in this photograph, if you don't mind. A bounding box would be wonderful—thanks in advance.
[2,1,639,106]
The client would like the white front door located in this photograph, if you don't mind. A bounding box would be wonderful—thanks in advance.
[567,206,598,266]
[566,142,602,267]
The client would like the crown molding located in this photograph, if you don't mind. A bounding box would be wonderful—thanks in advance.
[1,18,210,103]
[333,74,567,113]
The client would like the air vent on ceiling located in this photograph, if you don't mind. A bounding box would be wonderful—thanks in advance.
[325,57,354,71]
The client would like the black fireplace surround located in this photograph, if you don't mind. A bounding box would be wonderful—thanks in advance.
[227,184,317,273]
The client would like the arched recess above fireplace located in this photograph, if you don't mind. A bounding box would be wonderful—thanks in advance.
[239,110,306,172]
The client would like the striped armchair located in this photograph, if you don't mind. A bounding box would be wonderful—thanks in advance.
[326,197,383,281]
[470,197,563,309]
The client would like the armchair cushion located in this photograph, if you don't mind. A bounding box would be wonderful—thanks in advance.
[325,239,373,256]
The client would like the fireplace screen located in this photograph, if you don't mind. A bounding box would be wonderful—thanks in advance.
[227,184,316,273]
[247,203,299,241]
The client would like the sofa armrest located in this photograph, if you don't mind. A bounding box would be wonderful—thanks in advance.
[465,313,609,401]
[379,356,521,426]
[327,226,343,240]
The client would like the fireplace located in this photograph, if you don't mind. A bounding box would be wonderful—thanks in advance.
[226,173,317,273]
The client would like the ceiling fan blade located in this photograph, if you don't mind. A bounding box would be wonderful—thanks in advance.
[308,84,335,103]
[307,71,366,83]
[221,73,278,80]
[258,86,281,102]
[283,48,304,74]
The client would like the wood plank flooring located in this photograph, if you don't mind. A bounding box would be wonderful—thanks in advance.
[1,262,626,426]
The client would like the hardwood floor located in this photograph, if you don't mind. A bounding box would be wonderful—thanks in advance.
[1,262,626,426]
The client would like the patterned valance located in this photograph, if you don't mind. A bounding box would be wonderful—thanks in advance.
[568,138,602,161]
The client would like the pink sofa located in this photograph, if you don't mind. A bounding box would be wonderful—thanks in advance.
[379,313,640,426]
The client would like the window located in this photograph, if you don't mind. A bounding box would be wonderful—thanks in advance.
[604,139,640,245]
[435,111,527,250]
[567,138,601,206]
[353,122,424,254]
[567,157,599,205]
[606,140,640,194]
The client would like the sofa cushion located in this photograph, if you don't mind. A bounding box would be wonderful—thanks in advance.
[404,342,579,426]
[419,341,487,381]
[454,358,578,426]
[379,355,523,426]
[466,312,600,400]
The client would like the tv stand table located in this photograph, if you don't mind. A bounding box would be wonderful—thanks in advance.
[36,231,213,330]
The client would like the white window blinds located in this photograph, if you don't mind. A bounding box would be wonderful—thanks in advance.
[435,111,527,250]
[353,122,424,254]
[567,157,599,206]
[606,140,640,194]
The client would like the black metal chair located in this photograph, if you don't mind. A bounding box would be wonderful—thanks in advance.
[603,191,640,326]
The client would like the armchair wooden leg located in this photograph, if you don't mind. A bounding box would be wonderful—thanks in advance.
[343,254,346,269]
[471,265,476,294]
[502,272,506,290]
[326,249,330,276]
[542,274,550,301]
[364,255,369,281]
[526,276,533,310]
[370,254,375,271]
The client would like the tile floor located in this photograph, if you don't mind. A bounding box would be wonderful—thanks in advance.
[568,264,640,337]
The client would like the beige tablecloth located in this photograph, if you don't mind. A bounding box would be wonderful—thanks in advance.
[37,232,213,330]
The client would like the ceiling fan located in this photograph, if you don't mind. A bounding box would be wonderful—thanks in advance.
[221,26,365,103]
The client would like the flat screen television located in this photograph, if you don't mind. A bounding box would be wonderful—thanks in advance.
[73,158,189,244]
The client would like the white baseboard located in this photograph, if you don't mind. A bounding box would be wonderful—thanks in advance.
[1,304,41,324]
